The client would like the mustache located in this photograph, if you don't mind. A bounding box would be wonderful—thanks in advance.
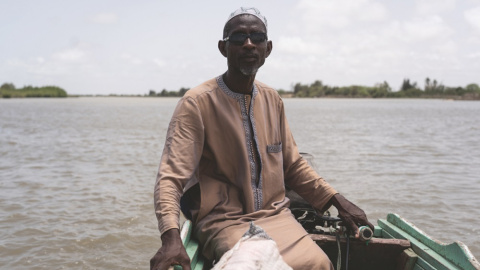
[240,53,258,59]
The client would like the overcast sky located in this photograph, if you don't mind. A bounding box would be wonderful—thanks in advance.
[1,0,479,95]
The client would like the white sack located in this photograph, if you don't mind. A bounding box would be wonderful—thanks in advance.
[212,222,292,270]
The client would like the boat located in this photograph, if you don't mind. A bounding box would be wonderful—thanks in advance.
[173,209,480,270]
[169,152,479,269]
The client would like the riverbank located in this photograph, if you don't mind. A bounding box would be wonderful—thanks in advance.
[61,93,480,100]
[0,85,67,98]
[278,93,480,100]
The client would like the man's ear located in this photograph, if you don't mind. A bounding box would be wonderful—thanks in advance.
[265,40,273,58]
[218,40,228,57]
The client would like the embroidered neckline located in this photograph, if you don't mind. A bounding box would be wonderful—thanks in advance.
[216,75,258,99]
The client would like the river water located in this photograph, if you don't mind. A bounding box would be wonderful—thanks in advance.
[0,97,479,269]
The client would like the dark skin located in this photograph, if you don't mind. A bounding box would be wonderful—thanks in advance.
[150,14,373,270]
[331,193,375,237]
[150,228,190,270]
[217,15,272,94]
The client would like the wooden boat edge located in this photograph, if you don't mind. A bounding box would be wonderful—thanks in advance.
[379,213,480,270]
[175,213,480,270]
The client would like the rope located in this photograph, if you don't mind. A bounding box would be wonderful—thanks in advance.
[336,233,341,270]
[335,231,351,270]
[345,234,350,270]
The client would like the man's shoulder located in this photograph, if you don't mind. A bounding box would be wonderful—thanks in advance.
[255,80,282,100]
[183,78,219,99]
[254,80,274,91]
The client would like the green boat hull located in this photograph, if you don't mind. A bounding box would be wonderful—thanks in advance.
[174,213,479,270]
[377,213,480,270]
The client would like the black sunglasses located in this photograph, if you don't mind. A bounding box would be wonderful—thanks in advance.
[223,33,268,45]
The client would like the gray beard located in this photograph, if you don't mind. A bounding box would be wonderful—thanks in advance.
[240,66,259,76]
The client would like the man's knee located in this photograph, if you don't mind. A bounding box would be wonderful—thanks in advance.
[281,236,333,270]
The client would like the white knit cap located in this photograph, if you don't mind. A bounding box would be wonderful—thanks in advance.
[226,7,268,30]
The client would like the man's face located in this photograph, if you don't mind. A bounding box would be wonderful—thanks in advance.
[219,15,272,76]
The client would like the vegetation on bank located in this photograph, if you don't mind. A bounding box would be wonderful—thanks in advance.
[279,78,480,100]
[1,83,67,98]
[3,78,479,100]
[146,88,189,97]
[145,78,480,100]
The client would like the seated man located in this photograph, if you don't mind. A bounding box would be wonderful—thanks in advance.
[150,7,373,270]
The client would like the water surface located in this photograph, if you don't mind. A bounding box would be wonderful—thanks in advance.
[0,97,478,269]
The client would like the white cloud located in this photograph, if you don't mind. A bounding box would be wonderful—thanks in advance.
[53,47,87,62]
[270,0,471,91]
[402,15,453,41]
[153,58,166,68]
[464,6,480,31]
[278,0,393,65]
[434,40,458,54]
[276,36,326,55]
[120,53,143,65]
[90,12,118,24]
[415,0,456,15]
[357,1,389,22]
[467,52,480,58]
[6,45,92,77]
[8,57,67,76]
[294,0,388,32]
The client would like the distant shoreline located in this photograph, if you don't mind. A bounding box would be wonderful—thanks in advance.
[61,94,480,101]
[0,84,67,98]
[2,78,479,100]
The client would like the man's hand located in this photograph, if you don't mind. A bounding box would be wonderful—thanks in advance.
[331,193,374,238]
[150,229,191,270]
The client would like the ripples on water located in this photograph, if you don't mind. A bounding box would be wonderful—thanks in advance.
[0,97,479,269]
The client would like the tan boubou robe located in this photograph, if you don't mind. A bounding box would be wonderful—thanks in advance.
[154,75,337,268]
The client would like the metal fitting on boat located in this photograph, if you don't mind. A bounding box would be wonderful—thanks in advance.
[358,226,373,241]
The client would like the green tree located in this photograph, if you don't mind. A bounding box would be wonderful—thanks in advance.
[309,80,324,97]
[429,79,445,94]
[293,83,310,97]
[466,83,480,93]
[400,78,418,91]
[178,87,189,97]
[425,77,431,92]
[1,83,15,90]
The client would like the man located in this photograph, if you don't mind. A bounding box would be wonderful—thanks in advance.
[151,7,373,270]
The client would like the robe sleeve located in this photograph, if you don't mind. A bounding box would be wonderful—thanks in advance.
[279,99,338,212]
[154,96,204,235]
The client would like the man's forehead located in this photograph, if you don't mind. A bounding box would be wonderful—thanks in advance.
[225,7,267,30]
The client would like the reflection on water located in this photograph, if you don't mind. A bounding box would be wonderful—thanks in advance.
[0,97,479,269]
